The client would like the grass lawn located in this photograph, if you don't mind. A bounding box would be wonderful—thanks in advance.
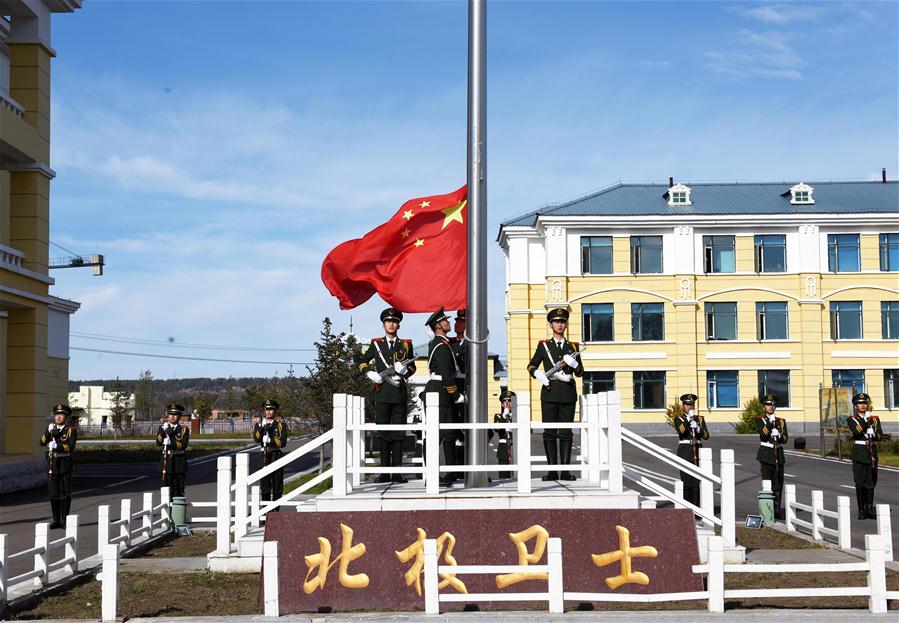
[284,468,332,495]
[142,531,218,558]
[74,443,248,464]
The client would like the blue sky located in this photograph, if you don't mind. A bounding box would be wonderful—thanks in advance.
[48,1,897,380]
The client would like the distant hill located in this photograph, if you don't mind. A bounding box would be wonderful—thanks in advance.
[69,377,278,394]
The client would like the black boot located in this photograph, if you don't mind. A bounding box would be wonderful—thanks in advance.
[559,438,576,481]
[773,489,784,520]
[542,439,559,481]
[375,437,391,483]
[865,489,877,519]
[391,440,407,483]
[440,438,457,486]
[49,499,61,529]
[454,438,465,481]
[60,497,71,528]
[856,486,866,520]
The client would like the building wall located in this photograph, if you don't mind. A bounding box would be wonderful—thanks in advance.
[67,386,136,426]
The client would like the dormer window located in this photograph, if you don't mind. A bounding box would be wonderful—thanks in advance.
[667,183,692,207]
[789,182,814,205]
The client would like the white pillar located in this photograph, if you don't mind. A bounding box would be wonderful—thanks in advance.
[118,499,132,551]
[720,449,735,548]
[351,396,363,488]
[707,536,725,613]
[784,484,796,531]
[811,490,823,540]
[606,391,623,493]
[865,534,887,613]
[250,486,261,529]
[516,391,532,493]
[215,456,232,554]
[547,537,563,614]
[0,533,7,605]
[64,514,78,575]
[837,495,851,550]
[33,522,48,587]
[141,492,153,542]
[699,448,714,527]
[425,393,440,495]
[97,505,110,555]
[586,393,602,484]
[159,487,171,531]
[235,452,249,540]
[876,504,892,562]
[332,394,348,497]
[262,541,279,617]
[423,538,439,615]
[101,543,119,622]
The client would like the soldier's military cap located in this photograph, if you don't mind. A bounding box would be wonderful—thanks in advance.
[547,308,569,322]
[852,392,871,405]
[761,394,778,406]
[425,307,449,328]
[680,393,698,405]
[264,399,280,410]
[53,403,72,416]
[456,309,467,321]
[380,307,403,323]
[166,403,185,415]
[499,390,516,403]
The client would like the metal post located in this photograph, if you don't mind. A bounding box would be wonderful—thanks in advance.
[465,0,488,488]
[818,383,825,458]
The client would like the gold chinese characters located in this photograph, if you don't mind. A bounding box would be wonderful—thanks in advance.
[591,525,658,589]
[303,523,370,594]
[495,525,550,589]
[395,528,467,596]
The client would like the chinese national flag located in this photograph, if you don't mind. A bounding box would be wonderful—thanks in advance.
[321,185,467,312]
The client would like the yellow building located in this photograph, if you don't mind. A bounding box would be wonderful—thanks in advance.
[0,0,82,492]
[499,179,899,432]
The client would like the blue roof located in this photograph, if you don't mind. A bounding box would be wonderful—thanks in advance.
[501,181,899,228]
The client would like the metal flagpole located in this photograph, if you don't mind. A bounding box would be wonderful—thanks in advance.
[466,0,488,488]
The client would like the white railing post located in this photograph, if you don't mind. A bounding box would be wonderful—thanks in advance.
[215,456,232,554]
[425,393,440,495]
[65,514,79,575]
[141,492,153,541]
[101,543,119,622]
[159,487,171,531]
[97,505,110,555]
[33,522,48,587]
[547,537,563,614]
[707,535,725,613]
[674,479,684,501]
[0,533,7,605]
[699,448,714,528]
[351,396,363,489]
[250,486,261,529]
[332,394,348,497]
[423,538,439,615]
[606,391,623,493]
[811,490,823,540]
[837,495,851,550]
[263,541,279,617]
[784,484,796,531]
[587,393,602,484]
[875,504,892,562]
[235,452,250,540]
[720,449,735,548]
[516,391,532,494]
[119,499,132,551]
[865,534,887,614]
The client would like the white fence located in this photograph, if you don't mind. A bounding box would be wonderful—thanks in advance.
[0,487,172,609]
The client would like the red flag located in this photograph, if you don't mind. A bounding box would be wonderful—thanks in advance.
[321,185,467,312]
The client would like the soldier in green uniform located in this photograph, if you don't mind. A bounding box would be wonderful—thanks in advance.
[424,307,464,486]
[755,394,788,520]
[253,399,288,509]
[359,307,416,483]
[155,403,190,497]
[493,391,515,479]
[673,393,709,508]
[847,393,883,520]
[451,310,468,477]
[527,308,583,481]
[39,403,77,529]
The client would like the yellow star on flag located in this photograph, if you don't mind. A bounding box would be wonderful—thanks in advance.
[401,228,411,239]
[441,200,466,230]
[414,238,425,247]
[419,201,431,208]
[402,210,414,221]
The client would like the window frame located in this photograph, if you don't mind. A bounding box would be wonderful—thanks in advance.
[827,234,861,273]
[631,302,665,341]
[705,302,738,341]
[633,371,666,409]
[630,235,663,274]
[882,301,899,339]
[707,370,739,409]
[832,369,865,393]
[885,369,899,409]
[580,236,613,275]
[756,301,789,340]
[702,235,736,274]
[583,371,616,394]
[881,233,899,271]
[758,370,791,408]
[754,234,787,273]
[829,301,863,340]
[582,303,615,343]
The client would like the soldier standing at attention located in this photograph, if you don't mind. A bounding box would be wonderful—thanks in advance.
[527,308,583,481]
[673,393,709,508]
[847,392,883,519]
[756,394,788,520]
[40,404,77,529]
[451,310,468,476]
[494,391,515,479]
[253,399,288,509]
[424,307,464,486]
[359,307,416,483]
[156,403,190,497]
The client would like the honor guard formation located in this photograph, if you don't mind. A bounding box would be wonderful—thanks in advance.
[39,404,77,529]
[253,399,289,509]
[156,403,190,498]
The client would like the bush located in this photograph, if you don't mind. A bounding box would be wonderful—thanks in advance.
[665,401,686,428]
[733,396,764,433]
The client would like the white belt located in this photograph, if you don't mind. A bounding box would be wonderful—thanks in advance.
[498,439,507,444]
[855,440,872,445]
[457,373,466,379]
[51,452,71,457]
[759,442,774,448]
[679,440,700,445]
[429,374,442,381]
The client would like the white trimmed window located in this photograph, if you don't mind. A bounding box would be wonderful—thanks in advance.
[667,183,692,207]
[789,182,815,205]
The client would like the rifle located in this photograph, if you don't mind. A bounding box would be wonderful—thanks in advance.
[47,433,55,478]
[772,417,780,474]
[161,425,170,483]
[543,346,588,388]
[688,413,698,464]
[865,415,878,474]
[378,357,416,388]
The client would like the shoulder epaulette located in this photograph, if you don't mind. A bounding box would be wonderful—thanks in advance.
[540,339,550,343]
[372,337,384,342]
[402,338,412,343]
[571,341,579,349]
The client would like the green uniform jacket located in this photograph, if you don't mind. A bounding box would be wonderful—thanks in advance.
[674,414,709,463]
[526,338,583,404]
[424,336,459,406]
[847,414,883,465]
[451,337,468,392]
[755,415,788,465]
[254,419,288,463]
[358,338,416,404]
[40,425,77,474]
[156,424,190,474]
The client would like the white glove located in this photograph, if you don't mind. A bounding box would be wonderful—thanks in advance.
[553,371,572,383]
[768,414,776,423]
[262,434,271,445]
[771,428,780,439]
[163,436,171,446]
[690,420,700,431]
[866,427,875,437]
[49,439,58,450]
[563,354,579,369]
[502,408,511,416]
[393,362,408,375]
[687,409,695,418]
[455,393,466,405]
[534,370,550,387]
[366,370,383,384]
[48,423,55,433]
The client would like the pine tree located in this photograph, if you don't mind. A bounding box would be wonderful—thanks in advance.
[133,369,156,420]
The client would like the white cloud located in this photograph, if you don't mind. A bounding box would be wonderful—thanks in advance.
[730,3,871,25]
[704,29,805,80]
